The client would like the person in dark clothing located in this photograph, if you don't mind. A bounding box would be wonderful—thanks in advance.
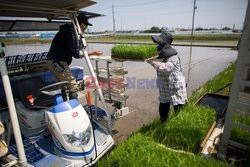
[46,15,102,100]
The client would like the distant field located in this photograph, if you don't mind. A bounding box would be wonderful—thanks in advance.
[87,34,241,41]
[0,34,241,45]
[0,38,52,45]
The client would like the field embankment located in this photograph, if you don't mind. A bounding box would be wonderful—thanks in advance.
[0,34,241,47]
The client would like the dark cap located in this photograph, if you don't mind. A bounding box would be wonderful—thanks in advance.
[151,32,173,45]
[77,14,92,26]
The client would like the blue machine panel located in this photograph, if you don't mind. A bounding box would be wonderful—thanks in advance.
[9,138,45,165]
[83,105,107,119]
[0,67,84,101]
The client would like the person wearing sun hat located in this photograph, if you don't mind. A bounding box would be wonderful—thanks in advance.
[149,32,187,123]
[46,14,102,100]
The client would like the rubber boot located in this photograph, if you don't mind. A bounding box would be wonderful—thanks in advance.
[160,116,167,124]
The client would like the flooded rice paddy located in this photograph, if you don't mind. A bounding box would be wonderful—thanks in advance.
[5,43,237,143]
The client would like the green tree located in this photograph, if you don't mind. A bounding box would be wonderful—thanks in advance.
[150,26,160,33]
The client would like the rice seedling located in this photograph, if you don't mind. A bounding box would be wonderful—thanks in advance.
[97,133,232,167]
[230,114,250,146]
[97,62,237,166]
[139,63,236,152]
[234,114,250,126]
[140,104,216,152]
[231,128,250,146]
[111,44,157,60]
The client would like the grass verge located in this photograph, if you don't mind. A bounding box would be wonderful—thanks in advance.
[0,38,52,45]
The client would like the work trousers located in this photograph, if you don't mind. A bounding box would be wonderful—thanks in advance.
[46,60,78,93]
[159,102,183,123]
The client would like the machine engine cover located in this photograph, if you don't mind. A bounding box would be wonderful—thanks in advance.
[47,99,95,157]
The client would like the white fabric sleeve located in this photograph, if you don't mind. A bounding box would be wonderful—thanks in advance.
[153,62,174,72]
[79,50,84,58]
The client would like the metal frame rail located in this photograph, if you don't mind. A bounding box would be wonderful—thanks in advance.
[218,0,250,156]
[0,43,27,166]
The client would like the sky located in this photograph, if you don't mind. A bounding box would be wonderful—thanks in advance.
[83,0,248,32]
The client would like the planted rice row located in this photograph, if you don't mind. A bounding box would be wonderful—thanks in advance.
[111,44,157,60]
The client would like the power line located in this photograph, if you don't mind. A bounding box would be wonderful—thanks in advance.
[116,0,167,8]
[112,4,115,32]
[92,6,112,12]
[187,0,197,85]
[98,6,244,17]
[115,11,192,17]
[91,0,168,12]
[197,7,246,13]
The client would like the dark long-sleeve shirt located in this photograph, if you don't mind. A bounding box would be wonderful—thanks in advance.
[47,24,80,65]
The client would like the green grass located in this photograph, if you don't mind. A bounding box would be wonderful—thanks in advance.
[88,34,241,42]
[1,34,240,46]
[230,114,250,146]
[234,114,250,126]
[173,34,241,41]
[0,38,52,45]
[139,104,215,152]
[97,133,232,167]
[111,44,157,60]
[231,128,250,147]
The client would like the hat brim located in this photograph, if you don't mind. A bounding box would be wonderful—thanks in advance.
[82,22,92,26]
[157,47,177,59]
[86,22,92,26]
[151,35,165,45]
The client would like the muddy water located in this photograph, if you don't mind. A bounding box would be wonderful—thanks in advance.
[5,43,237,143]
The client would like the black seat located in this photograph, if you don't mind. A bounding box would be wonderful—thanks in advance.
[16,75,54,110]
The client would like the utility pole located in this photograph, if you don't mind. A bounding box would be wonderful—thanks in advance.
[112,4,116,33]
[121,17,123,32]
[187,0,197,85]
